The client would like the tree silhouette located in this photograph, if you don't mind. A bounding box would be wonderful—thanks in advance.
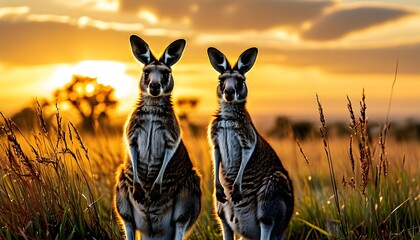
[11,99,52,131]
[175,97,201,136]
[269,116,317,141]
[176,97,199,122]
[54,75,117,133]
[269,116,292,139]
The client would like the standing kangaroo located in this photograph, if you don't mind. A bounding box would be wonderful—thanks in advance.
[114,35,201,240]
[207,47,294,240]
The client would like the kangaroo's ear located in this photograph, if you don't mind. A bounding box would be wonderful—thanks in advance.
[207,47,231,74]
[130,35,156,65]
[160,39,186,67]
[234,47,258,74]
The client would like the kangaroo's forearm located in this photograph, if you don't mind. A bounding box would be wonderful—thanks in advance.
[214,147,222,186]
[152,137,181,188]
[129,144,141,184]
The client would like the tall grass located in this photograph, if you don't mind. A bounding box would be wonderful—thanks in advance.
[292,91,420,239]
[0,104,122,239]
[0,94,419,239]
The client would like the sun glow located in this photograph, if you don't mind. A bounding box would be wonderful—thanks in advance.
[85,83,95,94]
[48,60,133,98]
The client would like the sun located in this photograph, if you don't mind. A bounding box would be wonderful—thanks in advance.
[48,60,133,98]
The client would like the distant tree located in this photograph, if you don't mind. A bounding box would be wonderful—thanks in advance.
[176,97,199,122]
[329,122,351,137]
[292,121,316,141]
[269,116,292,139]
[54,75,117,133]
[269,116,317,141]
[175,97,200,136]
[11,99,52,131]
[394,119,420,141]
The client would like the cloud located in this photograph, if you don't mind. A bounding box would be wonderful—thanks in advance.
[63,0,119,12]
[2,17,419,76]
[0,21,177,65]
[0,6,187,65]
[1,1,420,76]
[118,0,334,30]
[0,7,144,32]
[300,3,417,41]
[0,6,30,18]
[263,43,420,74]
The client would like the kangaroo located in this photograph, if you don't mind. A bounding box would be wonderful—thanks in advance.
[114,35,201,240]
[207,47,294,240]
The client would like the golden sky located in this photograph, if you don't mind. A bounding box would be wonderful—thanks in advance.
[0,0,419,125]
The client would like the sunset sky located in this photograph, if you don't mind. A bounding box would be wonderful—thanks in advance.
[1,0,419,127]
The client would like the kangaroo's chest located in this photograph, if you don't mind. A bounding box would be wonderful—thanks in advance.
[216,120,244,181]
[137,118,166,159]
[134,115,171,178]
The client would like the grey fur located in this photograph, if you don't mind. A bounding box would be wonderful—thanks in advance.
[115,35,201,240]
[208,47,294,240]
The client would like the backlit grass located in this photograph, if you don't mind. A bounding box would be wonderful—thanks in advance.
[0,96,419,239]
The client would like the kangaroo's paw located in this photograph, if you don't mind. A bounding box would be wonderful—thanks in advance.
[231,183,243,204]
[133,182,145,204]
[216,184,227,203]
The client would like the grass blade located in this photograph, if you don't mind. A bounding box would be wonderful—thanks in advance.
[295,218,333,237]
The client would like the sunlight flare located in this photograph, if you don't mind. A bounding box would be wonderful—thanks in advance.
[48,60,133,98]
[85,83,95,94]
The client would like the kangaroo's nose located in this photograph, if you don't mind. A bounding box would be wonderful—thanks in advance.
[148,82,162,97]
[223,88,236,102]
[224,88,235,95]
[149,82,161,89]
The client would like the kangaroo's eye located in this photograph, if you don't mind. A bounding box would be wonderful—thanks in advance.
[218,77,224,85]
[163,72,170,79]
[143,71,150,77]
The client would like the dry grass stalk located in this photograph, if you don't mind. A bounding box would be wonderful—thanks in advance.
[55,102,63,148]
[349,177,356,189]
[349,135,355,175]
[347,96,357,135]
[342,174,347,188]
[69,122,89,160]
[316,94,346,237]
[0,113,41,180]
[296,139,310,166]
[68,122,74,144]
[358,90,369,195]
[4,146,21,174]
[35,101,48,135]
[378,125,389,179]
[378,59,397,179]
[402,153,405,168]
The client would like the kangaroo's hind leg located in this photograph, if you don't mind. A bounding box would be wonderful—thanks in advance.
[115,168,137,240]
[172,173,201,240]
[115,184,136,240]
[216,202,235,240]
[257,172,291,240]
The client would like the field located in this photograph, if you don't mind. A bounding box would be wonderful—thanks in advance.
[0,96,419,240]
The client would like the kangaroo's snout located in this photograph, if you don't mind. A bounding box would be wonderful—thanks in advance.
[148,81,162,97]
[223,87,236,102]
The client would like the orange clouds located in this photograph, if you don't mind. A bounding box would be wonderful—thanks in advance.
[1,1,419,69]
[118,0,332,30]
[301,3,417,41]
